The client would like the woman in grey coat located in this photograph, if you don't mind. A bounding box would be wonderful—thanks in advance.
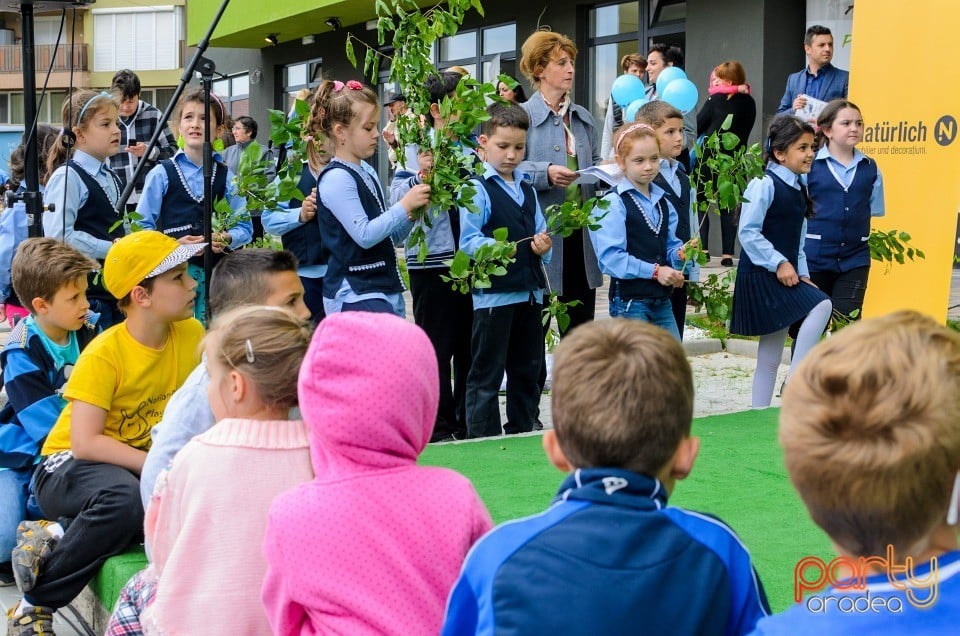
[518,30,602,331]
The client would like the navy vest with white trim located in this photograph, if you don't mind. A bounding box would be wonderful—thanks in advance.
[316,163,403,298]
[613,192,672,300]
[653,166,692,242]
[476,176,546,294]
[737,170,805,275]
[805,156,877,272]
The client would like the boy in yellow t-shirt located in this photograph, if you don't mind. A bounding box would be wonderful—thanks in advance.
[7,231,204,634]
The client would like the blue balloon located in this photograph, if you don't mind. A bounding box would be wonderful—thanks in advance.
[655,66,687,97]
[624,98,649,123]
[611,74,646,109]
[661,78,699,114]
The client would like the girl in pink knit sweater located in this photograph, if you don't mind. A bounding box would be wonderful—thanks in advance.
[105,306,314,636]
[261,312,493,635]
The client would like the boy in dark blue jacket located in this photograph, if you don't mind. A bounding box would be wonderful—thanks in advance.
[0,238,98,585]
[442,319,769,635]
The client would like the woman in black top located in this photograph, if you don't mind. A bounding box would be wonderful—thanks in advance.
[696,60,757,266]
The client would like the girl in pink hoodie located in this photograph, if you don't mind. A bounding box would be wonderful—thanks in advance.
[261,312,493,635]
[105,306,315,636]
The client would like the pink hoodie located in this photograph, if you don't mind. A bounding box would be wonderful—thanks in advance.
[261,312,493,636]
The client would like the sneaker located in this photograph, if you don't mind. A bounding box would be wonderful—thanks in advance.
[429,431,461,444]
[720,257,734,267]
[0,561,15,586]
[534,419,544,431]
[12,520,59,593]
[7,605,55,635]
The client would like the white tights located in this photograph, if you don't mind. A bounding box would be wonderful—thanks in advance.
[751,299,832,407]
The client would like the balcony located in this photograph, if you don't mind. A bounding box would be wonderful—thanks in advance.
[0,43,88,73]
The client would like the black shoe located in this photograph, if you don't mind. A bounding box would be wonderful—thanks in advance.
[429,431,460,443]
[0,562,15,586]
[534,420,544,431]
[720,257,734,267]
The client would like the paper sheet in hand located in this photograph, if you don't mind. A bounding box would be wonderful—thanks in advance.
[794,95,828,123]
[572,163,624,187]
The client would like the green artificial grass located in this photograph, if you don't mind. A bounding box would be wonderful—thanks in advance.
[420,407,834,612]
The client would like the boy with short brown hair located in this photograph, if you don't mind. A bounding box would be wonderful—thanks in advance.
[0,238,99,587]
[753,310,960,633]
[442,319,769,635]
[7,231,205,635]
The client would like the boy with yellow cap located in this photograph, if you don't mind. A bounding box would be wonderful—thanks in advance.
[7,230,205,635]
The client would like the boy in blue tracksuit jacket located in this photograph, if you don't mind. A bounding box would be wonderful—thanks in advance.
[0,238,98,584]
[442,319,769,635]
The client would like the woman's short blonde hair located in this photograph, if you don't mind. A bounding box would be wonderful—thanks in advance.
[519,31,577,86]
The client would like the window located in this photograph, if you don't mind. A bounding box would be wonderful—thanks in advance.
[5,91,65,125]
[213,73,250,118]
[92,6,183,72]
[33,16,65,45]
[281,57,322,111]
[587,2,685,131]
[438,22,516,83]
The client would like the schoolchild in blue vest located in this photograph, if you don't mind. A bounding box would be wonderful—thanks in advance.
[391,71,480,443]
[313,79,430,317]
[43,90,126,329]
[730,116,832,408]
[137,89,252,322]
[638,100,702,339]
[262,125,330,323]
[442,321,770,635]
[458,103,552,439]
[589,122,686,340]
[789,100,883,342]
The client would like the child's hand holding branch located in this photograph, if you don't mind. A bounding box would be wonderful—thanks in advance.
[530,232,552,256]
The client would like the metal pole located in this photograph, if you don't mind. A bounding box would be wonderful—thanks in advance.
[198,57,215,325]
[20,2,42,237]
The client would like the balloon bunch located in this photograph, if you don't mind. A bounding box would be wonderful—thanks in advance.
[611,66,699,116]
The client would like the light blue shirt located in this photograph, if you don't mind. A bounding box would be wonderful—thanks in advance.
[25,316,80,372]
[43,150,121,260]
[318,158,412,313]
[589,180,682,281]
[136,150,252,249]
[738,162,810,278]
[459,164,552,310]
[658,158,700,281]
[261,162,327,279]
[814,146,885,216]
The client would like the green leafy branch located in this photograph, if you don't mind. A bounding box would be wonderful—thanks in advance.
[346,0,506,262]
[543,293,580,351]
[212,196,251,235]
[542,196,610,239]
[690,114,766,215]
[686,268,736,326]
[869,229,925,272]
[441,227,516,293]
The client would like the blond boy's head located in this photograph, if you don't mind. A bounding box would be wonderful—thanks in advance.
[635,101,684,160]
[550,319,695,477]
[780,311,960,557]
[12,238,97,314]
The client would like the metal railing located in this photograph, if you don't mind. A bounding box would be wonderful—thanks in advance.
[0,43,88,73]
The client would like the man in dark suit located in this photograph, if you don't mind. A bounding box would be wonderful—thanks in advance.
[776,25,849,116]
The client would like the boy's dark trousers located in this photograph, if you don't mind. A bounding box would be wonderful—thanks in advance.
[466,297,544,438]
[670,274,689,341]
[28,455,144,608]
[410,268,473,438]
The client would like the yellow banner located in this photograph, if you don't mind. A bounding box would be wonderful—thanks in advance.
[852,0,960,321]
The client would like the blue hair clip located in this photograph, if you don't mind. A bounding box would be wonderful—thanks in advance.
[77,91,113,124]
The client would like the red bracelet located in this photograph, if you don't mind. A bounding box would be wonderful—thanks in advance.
[653,263,660,280]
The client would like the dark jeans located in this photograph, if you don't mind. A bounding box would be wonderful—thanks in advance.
[341,298,395,314]
[560,228,597,332]
[788,266,870,341]
[88,297,122,331]
[300,276,326,324]
[699,207,738,256]
[410,268,472,438]
[29,455,144,609]
[466,299,544,438]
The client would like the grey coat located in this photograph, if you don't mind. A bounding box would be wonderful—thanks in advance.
[519,92,604,294]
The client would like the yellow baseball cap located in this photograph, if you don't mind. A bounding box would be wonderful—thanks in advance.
[103,231,207,299]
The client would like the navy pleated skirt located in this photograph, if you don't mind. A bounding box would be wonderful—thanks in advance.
[730,267,829,336]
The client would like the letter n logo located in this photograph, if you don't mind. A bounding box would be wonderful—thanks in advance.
[935,115,957,146]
